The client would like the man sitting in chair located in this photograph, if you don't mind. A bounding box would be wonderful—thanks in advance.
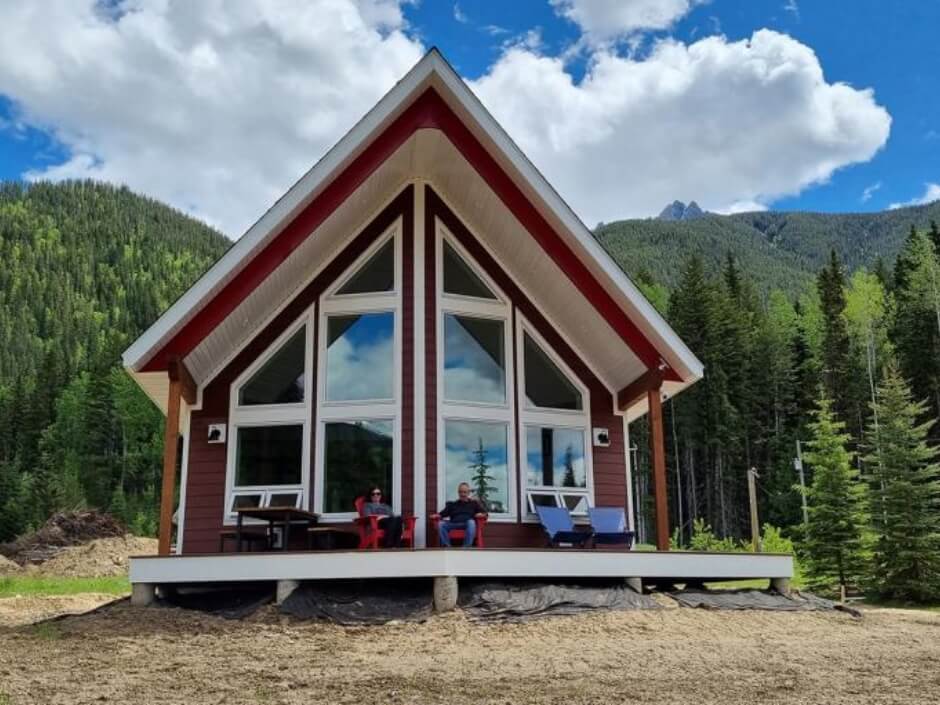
[437,482,487,547]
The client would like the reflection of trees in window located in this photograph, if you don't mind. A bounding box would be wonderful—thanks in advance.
[562,444,577,487]
[324,421,393,513]
[468,437,502,512]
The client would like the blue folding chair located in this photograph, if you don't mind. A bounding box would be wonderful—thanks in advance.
[535,506,593,547]
[588,507,635,549]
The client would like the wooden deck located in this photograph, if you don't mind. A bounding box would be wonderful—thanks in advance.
[129,548,793,586]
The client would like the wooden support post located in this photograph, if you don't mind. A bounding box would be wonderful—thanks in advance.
[648,386,670,551]
[748,468,761,553]
[158,374,182,557]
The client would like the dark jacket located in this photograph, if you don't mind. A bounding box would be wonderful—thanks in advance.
[364,502,392,516]
[439,498,486,524]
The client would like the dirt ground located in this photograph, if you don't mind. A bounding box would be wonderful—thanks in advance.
[0,536,158,578]
[1,599,939,705]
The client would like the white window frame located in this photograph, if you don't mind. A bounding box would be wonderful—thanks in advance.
[436,222,517,521]
[516,313,594,521]
[314,223,403,522]
[224,314,314,524]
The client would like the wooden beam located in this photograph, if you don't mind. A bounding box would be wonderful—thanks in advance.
[648,386,670,551]
[158,375,182,556]
[617,369,663,411]
[167,357,197,405]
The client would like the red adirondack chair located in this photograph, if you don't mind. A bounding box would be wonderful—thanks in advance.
[354,496,417,549]
[430,512,488,547]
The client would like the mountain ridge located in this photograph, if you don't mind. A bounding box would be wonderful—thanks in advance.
[597,199,940,295]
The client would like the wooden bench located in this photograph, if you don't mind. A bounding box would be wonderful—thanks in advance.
[218,529,269,553]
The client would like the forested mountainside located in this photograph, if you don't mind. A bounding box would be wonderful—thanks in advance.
[0,180,229,540]
[596,200,940,294]
[1,178,939,572]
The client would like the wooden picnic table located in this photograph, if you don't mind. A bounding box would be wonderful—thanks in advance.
[234,506,319,551]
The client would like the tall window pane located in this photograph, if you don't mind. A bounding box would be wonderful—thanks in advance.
[525,426,586,489]
[326,313,394,401]
[238,327,306,405]
[235,425,303,486]
[443,314,505,404]
[523,333,582,411]
[324,420,393,513]
[444,420,509,513]
[443,241,496,299]
[336,239,394,295]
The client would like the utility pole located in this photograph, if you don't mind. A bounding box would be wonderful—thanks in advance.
[747,467,761,553]
[795,440,808,526]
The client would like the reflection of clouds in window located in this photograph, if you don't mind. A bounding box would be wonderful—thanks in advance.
[444,420,509,512]
[525,427,586,488]
[443,314,505,403]
[326,313,394,401]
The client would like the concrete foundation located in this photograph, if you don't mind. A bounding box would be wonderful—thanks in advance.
[433,575,458,612]
[131,583,155,607]
[624,577,643,594]
[770,577,791,595]
[276,579,300,605]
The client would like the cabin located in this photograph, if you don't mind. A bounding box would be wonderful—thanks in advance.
[124,49,792,606]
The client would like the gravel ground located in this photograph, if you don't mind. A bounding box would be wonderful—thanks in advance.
[1,599,939,704]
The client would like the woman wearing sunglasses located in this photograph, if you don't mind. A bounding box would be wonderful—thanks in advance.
[362,486,404,548]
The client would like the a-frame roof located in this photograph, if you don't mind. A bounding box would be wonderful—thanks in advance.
[123,48,703,416]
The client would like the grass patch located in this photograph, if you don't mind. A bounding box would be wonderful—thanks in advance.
[0,692,11,705]
[0,575,130,598]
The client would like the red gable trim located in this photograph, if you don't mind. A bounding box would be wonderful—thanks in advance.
[143,88,676,381]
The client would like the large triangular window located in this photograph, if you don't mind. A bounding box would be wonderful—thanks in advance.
[335,239,394,295]
[523,332,582,411]
[443,240,497,300]
[238,327,306,405]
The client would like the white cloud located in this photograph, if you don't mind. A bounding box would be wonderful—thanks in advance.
[551,0,700,42]
[783,0,800,20]
[713,200,768,215]
[0,0,424,235]
[0,6,892,234]
[453,2,468,24]
[860,181,882,203]
[889,183,940,210]
[470,30,891,223]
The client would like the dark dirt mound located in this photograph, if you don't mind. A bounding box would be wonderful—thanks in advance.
[0,511,126,565]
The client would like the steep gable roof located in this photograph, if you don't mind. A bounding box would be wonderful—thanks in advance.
[124,48,702,412]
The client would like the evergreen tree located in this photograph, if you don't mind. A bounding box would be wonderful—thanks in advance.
[817,249,870,446]
[562,444,577,487]
[864,364,940,601]
[892,229,940,425]
[802,393,869,593]
[468,438,497,512]
[929,219,940,255]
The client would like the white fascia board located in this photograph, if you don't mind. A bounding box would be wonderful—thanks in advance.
[122,53,441,372]
[129,549,793,584]
[425,53,704,383]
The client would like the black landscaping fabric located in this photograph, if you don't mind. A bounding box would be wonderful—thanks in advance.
[279,579,433,625]
[669,588,862,617]
[158,583,274,619]
[459,580,660,622]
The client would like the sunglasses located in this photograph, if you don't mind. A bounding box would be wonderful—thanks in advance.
[371,491,382,496]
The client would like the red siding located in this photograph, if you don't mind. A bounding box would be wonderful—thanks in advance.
[423,187,626,549]
[180,181,627,554]
[181,187,414,554]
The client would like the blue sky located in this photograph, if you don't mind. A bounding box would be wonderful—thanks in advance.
[0,1,936,235]
[403,0,939,214]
